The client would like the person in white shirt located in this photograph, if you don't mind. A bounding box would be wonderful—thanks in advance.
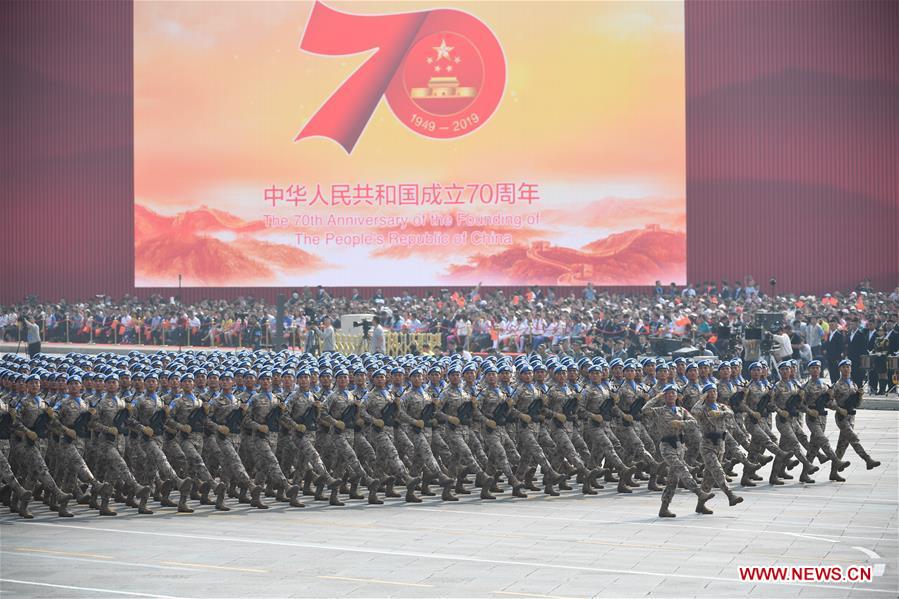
[370,316,386,353]
[515,317,530,352]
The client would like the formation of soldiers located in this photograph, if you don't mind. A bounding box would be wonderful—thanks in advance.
[0,349,880,520]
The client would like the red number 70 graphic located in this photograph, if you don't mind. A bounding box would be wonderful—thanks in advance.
[296,2,506,153]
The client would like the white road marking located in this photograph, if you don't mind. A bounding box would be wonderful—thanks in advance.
[782,532,838,543]
[1,550,207,573]
[14,522,896,595]
[414,507,879,542]
[318,575,432,588]
[0,578,188,598]
[853,546,882,560]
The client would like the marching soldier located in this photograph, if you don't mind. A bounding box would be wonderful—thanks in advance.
[476,366,526,497]
[801,360,850,480]
[643,385,715,518]
[206,372,266,509]
[321,369,382,504]
[581,364,634,493]
[12,374,73,516]
[831,359,881,471]
[771,362,819,484]
[398,368,456,500]
[89,374,151,514]
[438,367,495,499]
[691,384,745,511]
[51,375,115,515]
[362,370,422,502]
[510,365,564,495]
[129,372,194,512]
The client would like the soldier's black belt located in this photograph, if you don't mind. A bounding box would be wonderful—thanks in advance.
[661,434,682,448]
[164,431,177,441]
[704,431,724,443]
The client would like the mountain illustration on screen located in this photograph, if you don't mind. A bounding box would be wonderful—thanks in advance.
[135,204,325,285]
[442,225,686,285]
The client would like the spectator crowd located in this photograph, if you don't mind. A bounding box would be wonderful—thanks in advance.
[2,278,897,392]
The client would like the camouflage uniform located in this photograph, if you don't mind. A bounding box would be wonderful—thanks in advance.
[644,402,711,516]
[580,381,628,472]
[321,388,378,487]
[544,381,590,473]
[801,378,841,464]
[281,389,338,487]
[510,382,559,482]
[437,384,490,479]
[13,394,71,505]
[363,387,415,484]
[244,390,302,505]
[832,378,877,465]
[771,379,816,477]
[612,381,657,467]
[90,392,150,512]
[691,400,740,502]
[476,384,522,487]
[398,385,451,482]
[207,391,258,496]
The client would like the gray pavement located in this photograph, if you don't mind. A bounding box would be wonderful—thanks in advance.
[1,412,897,598]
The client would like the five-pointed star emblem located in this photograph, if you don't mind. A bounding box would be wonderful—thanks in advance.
[433,38,454,61]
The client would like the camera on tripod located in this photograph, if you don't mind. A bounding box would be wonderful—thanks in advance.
[353,318,373,340]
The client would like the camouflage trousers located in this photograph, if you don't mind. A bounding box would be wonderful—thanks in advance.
[583,422,628,470]
[683,422,703,467]
[430,428,454,470]
[53,437,99,492]
[804,414,838,462]
[660,440,700,503]
[366,426,411,481]
[791,418,811,453]
[497,426,521,472]
[0,447,28,495]
[835,414,871,461]
[746,417,782,459]
[11,437,64,496]
[392,426,415,471]
[774,416,813,468]
[173,432,214,483]
[248,433,290,488]
[513,422,554,479]
[207,434,252,487]
[282,431,335,485]
[548,421,587,471]
[723,432,753,466]
[327,430,374,485]
[95,437,140,491]
[405,425,447,479]
[353,429,377,470]
[481,426,518,484]
[443,425,487,477]
[137,436,180,484]
[613,423,656,467]
[698,439,730,492]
